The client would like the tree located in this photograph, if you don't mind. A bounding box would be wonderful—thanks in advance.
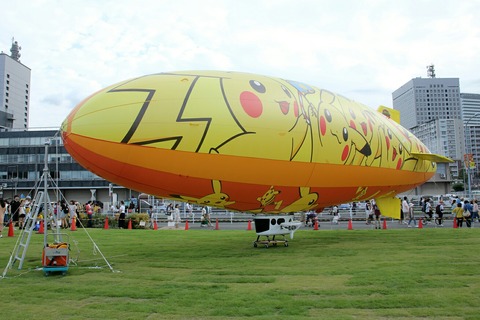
[452,183,464,192]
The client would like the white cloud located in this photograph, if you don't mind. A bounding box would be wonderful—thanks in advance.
[0,0,479,128]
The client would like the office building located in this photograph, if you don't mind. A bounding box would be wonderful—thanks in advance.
[392,68,462,194]
[0,39,30,130]
[409,118,464,180]
[0,129,132,204]
[461,93,480,183]
[392,77,461,130]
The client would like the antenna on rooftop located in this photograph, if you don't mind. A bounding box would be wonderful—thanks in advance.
[10,37,21,61]
[426,64,435,78]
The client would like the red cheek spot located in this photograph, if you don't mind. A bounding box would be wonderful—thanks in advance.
[320,116,327,136]
[396,158,402,170]
[294,101,299,118]
[349,120,356,130]
[361,122,368,135]
[342,145,349,162]
[240,91,262,118]
[385,136,390,150]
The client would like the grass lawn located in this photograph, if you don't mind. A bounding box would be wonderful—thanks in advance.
[1,227,479,319]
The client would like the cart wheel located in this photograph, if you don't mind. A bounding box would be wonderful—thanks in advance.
[284,242,289,247]
[44,272,49,277]
[253,242,257,248]
[62,272,67,276]
[265,244,269,248]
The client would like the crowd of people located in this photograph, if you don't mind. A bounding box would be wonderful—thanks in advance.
[0,195,102,236]
[3,193,478,235]
[401,195,478,228]
[300,195,479,230]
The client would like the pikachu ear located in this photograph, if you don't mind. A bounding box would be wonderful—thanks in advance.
[299,187,310,197]
[212,180,222,193]
[377,105,400,124]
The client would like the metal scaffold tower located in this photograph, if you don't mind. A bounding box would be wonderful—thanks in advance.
[2,137,115,278]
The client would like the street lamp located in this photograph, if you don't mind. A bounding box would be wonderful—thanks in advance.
[464,112,480,199]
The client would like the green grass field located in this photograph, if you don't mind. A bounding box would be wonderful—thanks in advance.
[1,227,479,319]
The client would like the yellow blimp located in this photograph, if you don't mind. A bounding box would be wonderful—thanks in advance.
[61,71,452,218]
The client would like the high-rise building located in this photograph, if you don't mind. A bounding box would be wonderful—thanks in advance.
[408,118,464,179]
[392,67,463,193]
[461,93,480,182]
[392,77,461,130]
[0,39,31,130]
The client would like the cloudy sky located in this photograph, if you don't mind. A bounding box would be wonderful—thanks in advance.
[1,0,479,129]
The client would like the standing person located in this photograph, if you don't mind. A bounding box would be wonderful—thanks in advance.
[68,200,77,227]
[60,200,69,229]
[3,199,10,226]
[173,204,181,228]
[147,205,155,229]
[463,200,473,228]
[166,203,173,216]
[420,197,426,216]
[185,203,193,219]
[365,201,371,224]
[373,201,381,229]
[118,201,126,229]
[424,199,433,224]
[407,202,417,227]
[471,199,479,223]
[201,206,211,227]
[0,199,6,238]
[18,198,26,230]
[85,201,93,228]
[366,201,374,224]
[331,205,340,224]
[75,202,83,227]
[453,202,464,228]
[435,201,444,226]
[401,197,409,225]
[10,195,21,227]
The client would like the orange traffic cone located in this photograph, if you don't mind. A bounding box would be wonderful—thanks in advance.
[127,219,132,230]
[453,218,458,228]
[418,219,423,229]
[314,219,319,230]
[215,218,219,230]
[247,220,252,231]
[153,220,158,230]
[347,219,353,230]
[104,217,109,230]
[382,219,387,229]
[71,218,77,231]
[185,220,189,230]
[8,221,14,237]
[37,220,44,234]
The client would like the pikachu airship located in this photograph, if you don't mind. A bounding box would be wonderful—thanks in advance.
[61,70,452,219]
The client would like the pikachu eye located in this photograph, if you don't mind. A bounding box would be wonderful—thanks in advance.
[342,127,348,142]
[249,80,266,93]
[281,85,291,98]
[324,109,332,122]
